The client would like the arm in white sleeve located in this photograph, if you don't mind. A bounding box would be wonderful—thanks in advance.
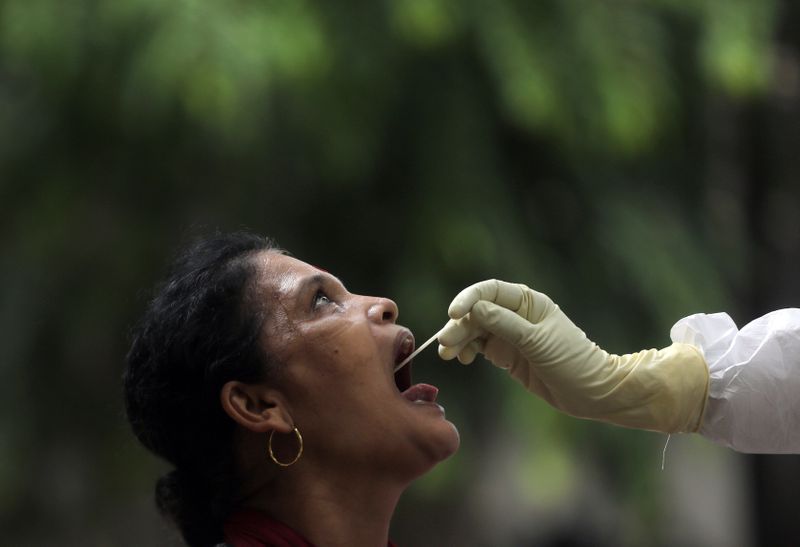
[671,309,800,454]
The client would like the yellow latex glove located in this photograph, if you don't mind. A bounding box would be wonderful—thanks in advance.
[438,280,710,433]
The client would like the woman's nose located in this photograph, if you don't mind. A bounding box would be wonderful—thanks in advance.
[367,298,399,324]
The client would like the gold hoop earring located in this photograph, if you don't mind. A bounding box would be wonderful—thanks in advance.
[268,427,303,467]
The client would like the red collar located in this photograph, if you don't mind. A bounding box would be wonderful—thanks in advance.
[224,509,398,547]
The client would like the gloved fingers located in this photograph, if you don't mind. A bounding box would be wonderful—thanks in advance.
[470,300,540,349]
[438,334,481,361]
[438,317,486,361]
[438,339,482,364]
[456,338,484,365]
[437,316,483,347]
[437,318,472,361]
[447,279,527,319]
[438,343,461,361]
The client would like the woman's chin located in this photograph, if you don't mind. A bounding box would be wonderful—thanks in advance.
[424,419,461,465]
[442,421,461,458]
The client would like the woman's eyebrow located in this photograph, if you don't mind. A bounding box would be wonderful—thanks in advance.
[298,273,325,296]
[297,272,344,297]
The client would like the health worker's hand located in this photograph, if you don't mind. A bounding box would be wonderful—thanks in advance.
[437,280,710,434]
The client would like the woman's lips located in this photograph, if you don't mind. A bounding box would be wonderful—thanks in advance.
[401,383,439,403]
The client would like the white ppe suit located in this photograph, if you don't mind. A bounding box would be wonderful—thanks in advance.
[672,309,800,453]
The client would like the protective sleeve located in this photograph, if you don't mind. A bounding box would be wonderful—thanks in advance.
[670,309,800,454]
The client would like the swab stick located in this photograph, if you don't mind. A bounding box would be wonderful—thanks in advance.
[394,328,444,373]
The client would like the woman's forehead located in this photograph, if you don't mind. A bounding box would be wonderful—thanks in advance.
[254,252,333,297]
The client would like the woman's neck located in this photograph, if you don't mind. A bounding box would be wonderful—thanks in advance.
[244,466,405,547]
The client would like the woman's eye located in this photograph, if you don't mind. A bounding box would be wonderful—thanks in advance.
[313,290,333,309]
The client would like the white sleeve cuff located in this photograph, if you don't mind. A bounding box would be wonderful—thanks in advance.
[671,310,800,454]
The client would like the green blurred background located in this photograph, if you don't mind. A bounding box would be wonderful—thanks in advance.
[2,0,799,545]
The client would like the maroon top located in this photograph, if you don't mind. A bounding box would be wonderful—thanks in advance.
[223,509,398,547]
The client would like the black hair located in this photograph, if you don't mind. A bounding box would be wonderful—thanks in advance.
[124,231,281,546]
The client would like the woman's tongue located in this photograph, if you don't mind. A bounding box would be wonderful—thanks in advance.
[401,383,439,403]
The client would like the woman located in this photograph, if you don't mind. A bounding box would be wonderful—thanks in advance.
[124,232,460,546]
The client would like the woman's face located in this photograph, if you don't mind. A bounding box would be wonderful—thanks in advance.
[254,252,460,478]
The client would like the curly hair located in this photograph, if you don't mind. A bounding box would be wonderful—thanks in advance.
[124,232,281,546]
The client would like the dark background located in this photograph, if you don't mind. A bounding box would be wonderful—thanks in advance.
[1,0,798,545]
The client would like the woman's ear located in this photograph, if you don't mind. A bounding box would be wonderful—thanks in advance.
[220,381,293,434]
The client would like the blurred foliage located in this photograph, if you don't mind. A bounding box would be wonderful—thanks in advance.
[1,0,799,545]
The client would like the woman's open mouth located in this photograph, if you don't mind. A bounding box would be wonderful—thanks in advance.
[393,330,439,404]
[393,331,414,392]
